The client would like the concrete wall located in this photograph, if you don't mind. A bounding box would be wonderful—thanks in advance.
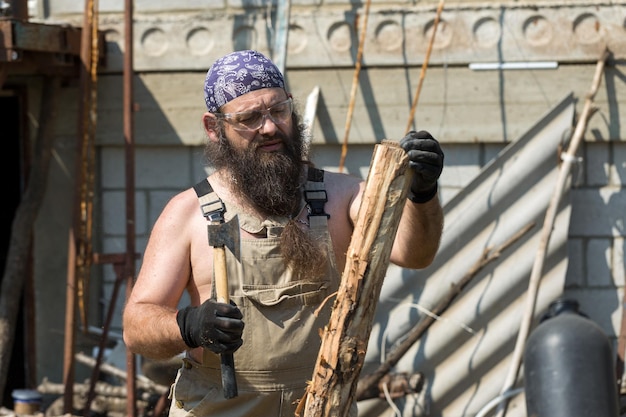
[25,0,626,408]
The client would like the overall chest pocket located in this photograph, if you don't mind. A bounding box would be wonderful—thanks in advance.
[230,237,333,307]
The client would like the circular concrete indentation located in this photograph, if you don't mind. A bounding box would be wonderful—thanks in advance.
[473,16,501,48]
[375,20,403,51]
[327,22,353,52]
[573,13,603,45]
[186,27,214,56]
[522,15,552,46]
[423,19,452,49]
[141,27,168,56]
[233,25,257,51]
[104,29,122,54]
[287,24,307,54]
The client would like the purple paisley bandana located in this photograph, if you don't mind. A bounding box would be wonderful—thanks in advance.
[203,50,286,113]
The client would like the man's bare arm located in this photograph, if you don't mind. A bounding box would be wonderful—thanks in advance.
[123,302,188,360]
[122,191,197,360]
[391,130,445,269]
[390,195,444,269]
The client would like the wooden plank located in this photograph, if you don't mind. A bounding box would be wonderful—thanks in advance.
[7,20,82,54]
[299,141,411,417]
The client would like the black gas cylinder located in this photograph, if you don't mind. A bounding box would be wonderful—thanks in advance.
[523,298,619,417]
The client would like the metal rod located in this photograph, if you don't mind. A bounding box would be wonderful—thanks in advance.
[123,0,137,415]
[63,230,77,414]
[469,62,559,71]
[82,259,126,415]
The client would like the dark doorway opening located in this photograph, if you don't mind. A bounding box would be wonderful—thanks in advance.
[0,91,30,409]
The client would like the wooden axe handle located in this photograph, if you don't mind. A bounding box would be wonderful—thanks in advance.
[214,246,230,303]
[213,245,238,399]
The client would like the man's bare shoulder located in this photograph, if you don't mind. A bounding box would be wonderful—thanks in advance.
[152,186,208,233]
[316,169,364,219]
[163,187,202,213]
[320,170,362,201]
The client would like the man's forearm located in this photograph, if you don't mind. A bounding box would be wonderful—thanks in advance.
[123,303,189,360]
[391,195,444,269]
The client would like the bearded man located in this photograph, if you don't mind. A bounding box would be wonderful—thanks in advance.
[123,49,445,417]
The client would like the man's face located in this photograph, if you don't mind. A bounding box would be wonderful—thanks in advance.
[204,88,307,218]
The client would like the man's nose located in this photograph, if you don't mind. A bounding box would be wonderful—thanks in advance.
[258,113,278,133]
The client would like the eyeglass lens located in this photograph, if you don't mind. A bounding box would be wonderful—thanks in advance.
[225,99,292,131]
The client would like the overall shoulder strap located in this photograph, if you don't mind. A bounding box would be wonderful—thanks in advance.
[304,167,329,227]
[192,179,225,222]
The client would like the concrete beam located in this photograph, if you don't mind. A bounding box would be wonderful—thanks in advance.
[89,64,626,146]
[49,2,625,73]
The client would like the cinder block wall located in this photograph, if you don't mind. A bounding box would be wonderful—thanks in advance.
[32,0,626,393]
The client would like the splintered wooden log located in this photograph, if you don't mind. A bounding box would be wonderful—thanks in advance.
[299,140,412,417]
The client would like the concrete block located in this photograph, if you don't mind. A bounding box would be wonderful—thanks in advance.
[562,288,620,338]
[135,147,194,188]
[102,189,147,235]
[569,187,626,237]
[97,73,206,146]
[101,278,126,331]
[586,238,613,287]
[148,190,182,230]
[100,147,126,188]
[585,142,610,187]
[309,143,375,179]
[102,147,191,190]
[565,238,584,288]
[191,146,213,179]
[439,186,461,206]
[438,144,483,188]
[613,237,625,287]
[134,190,151,237]
[99,235,148,272]
[102,236,138,260]
[611,142,626,187]
[484,143,507,166]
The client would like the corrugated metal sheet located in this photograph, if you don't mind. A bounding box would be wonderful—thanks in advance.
[358,94,577,417]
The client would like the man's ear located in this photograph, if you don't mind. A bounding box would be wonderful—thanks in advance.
[202,112,220,142]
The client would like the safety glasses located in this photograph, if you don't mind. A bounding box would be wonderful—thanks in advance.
[216,98,293,132]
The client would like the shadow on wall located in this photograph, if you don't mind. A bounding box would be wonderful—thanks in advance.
[359,93,578,417]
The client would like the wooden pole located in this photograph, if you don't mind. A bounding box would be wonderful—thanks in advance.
[0,77,58,407]
[494,48,609,417]
[337,0,372,173]
[299,141,411,417]
[405,0,444,134]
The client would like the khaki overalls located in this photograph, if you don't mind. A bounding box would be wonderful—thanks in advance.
[169,168,344,417]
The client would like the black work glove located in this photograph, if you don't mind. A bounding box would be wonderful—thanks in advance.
[400,130,444,203]
[176,298,244,354]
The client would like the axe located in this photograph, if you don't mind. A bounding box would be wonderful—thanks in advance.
[206,213,241,399]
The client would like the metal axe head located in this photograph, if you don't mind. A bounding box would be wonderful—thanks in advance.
[207,215,241,261]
